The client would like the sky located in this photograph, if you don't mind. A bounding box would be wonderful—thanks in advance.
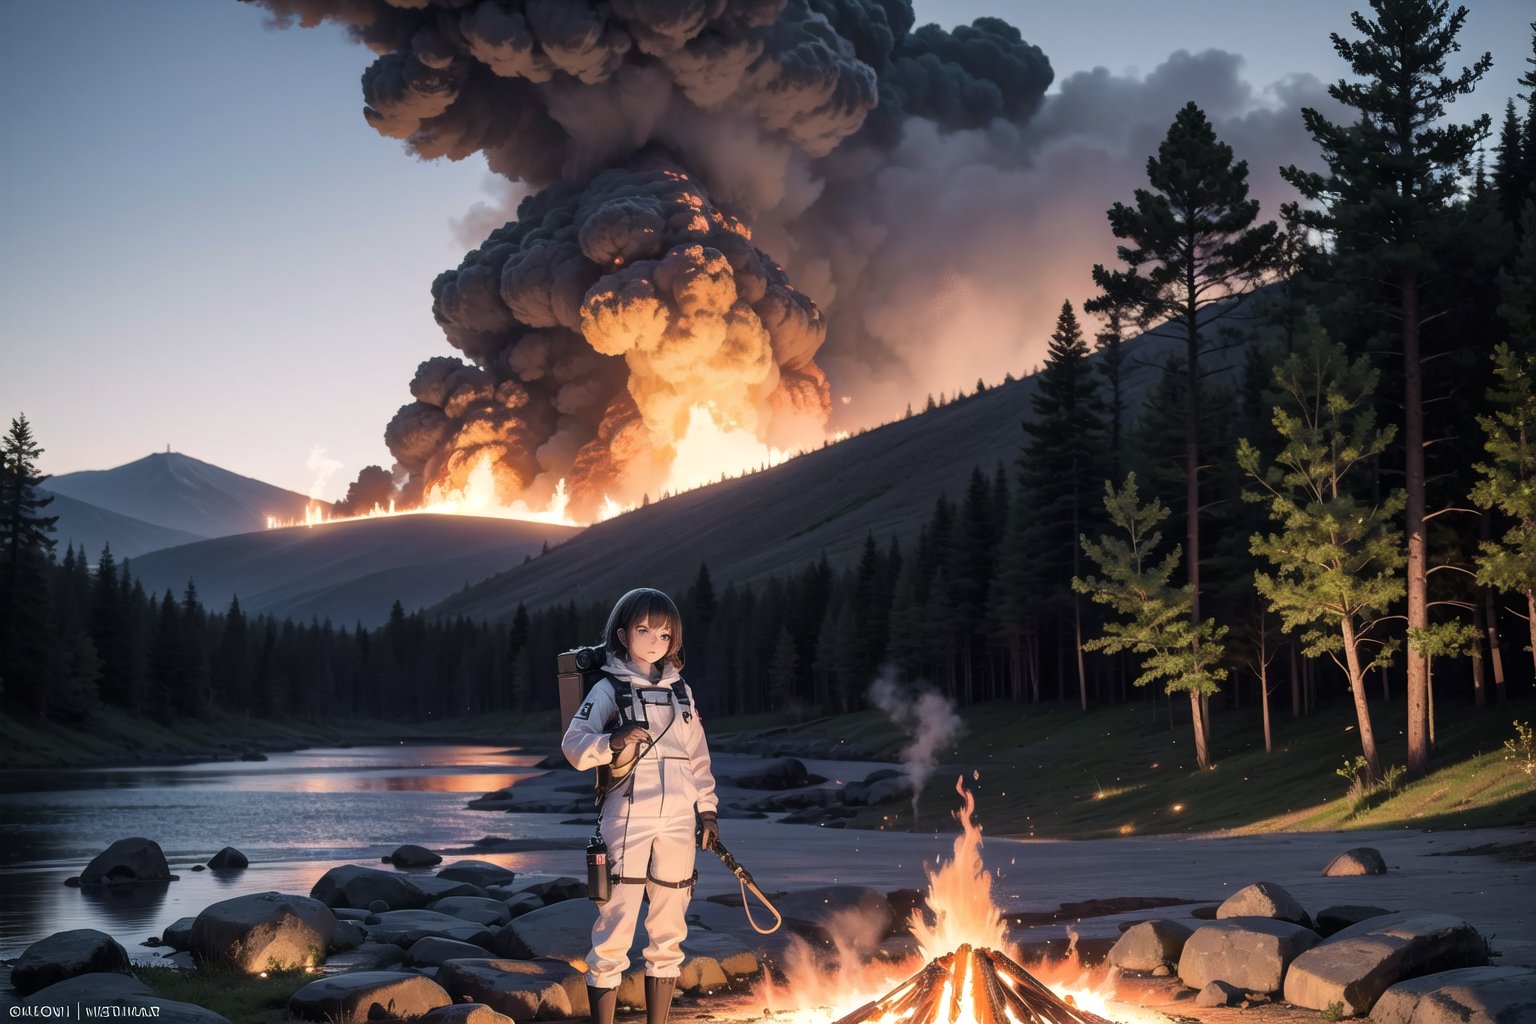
[1,0,1530,502]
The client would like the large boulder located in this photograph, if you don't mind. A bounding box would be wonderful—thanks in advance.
[406,936,496,967]
[311,864,431,911]
[1316,904,1394,937]
[520,877,588,904]
[162,917,196,951]
[1283,911,1491,1015]
[207,847,249,870]
[324,941,407,972]
[1177,918,1321,995]
[1370,966,1536,1024]
[435,958,581,1020]
[1217,881,1311,927]
[366,908,497,949]
[387,844,443,867]
[494,898,765,969]
[1107,919,1193,973]
[730,758,812,790]
[79,837,172,884]
[11,930,132,996]
[191,891,338,972]
[407,875,491,902]
[1323,847,1387,877]
[417,1005,517,1024]
[438,860,518,889]
[288,971,452,1023]
[433,896,514,927]
[19,973,231,1024]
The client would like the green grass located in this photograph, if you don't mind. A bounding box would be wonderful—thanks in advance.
[136,964,311,1022]
[712,697,1536,839]
[7,696,1532,840]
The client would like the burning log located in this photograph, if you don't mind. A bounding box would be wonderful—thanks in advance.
[832,945,1117,1024]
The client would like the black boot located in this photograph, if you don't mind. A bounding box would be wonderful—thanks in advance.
[588,986,617,1024]
[645,976,677,1024]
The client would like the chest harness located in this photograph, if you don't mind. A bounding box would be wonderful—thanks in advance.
[594,672,697,892]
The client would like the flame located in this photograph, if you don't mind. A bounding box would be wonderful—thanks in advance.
[757,779,1167,1024]
[267,402,821,532]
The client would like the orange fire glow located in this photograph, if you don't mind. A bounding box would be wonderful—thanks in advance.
[267,401,824,532]
[757,778,1165,1024]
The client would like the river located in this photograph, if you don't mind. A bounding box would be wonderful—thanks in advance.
[0,743,601,961]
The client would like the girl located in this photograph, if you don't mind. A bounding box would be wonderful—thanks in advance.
[561,588,719,1024]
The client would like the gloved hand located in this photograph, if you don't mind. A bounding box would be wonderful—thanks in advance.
[697,811,719,850]
[608,724,652,755]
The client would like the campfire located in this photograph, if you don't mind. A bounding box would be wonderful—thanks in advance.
[765,777,1130,1024]
[831,944,1114,1024]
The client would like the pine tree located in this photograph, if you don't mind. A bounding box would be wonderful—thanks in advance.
[1238,330,1405,782]
[1280,0,1492,778]
[1074,474,1228,769]
[1091,101,1282,688]
[1471,343,1536,678]
[1018,301,1106,709]
[0,414,60,714]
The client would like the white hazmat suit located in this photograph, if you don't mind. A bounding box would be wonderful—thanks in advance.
[561,655,718,989]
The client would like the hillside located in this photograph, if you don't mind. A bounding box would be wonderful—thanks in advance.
[46,451,313,537]
[432,294,1271,623]
[128,512,581,626]
[40,489,206,561]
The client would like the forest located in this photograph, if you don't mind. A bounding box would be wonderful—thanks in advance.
[2,4,1533,787]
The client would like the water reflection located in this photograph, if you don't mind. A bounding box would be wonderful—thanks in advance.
[79,881,171,928]
[0,743,577,957]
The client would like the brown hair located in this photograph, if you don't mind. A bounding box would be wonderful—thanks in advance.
[602,588,684,670]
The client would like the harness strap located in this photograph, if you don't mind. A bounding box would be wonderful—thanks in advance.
[612,870,697,889]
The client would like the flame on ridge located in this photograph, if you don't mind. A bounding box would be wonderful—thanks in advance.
[267,401,821,531]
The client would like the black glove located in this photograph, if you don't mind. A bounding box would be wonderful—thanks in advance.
[697,810,719,850]
[608,724,651,754]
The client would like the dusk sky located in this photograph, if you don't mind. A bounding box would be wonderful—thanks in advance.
[1,0,1529,502]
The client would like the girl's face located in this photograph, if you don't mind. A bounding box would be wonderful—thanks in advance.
[620,616,673,669]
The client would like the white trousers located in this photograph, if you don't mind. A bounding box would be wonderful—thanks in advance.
[585,806,697,988]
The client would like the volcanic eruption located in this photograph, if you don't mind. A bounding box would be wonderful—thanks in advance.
[247,0,1054,520]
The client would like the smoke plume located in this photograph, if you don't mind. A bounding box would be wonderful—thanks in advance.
[249,2,1330,514]
[868,673,963,821]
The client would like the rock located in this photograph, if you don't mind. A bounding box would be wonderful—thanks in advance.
[191,865,206,872]
[334,908,371,922]
[467,789,518,810]
[324,941,407,972]
[312,864,432,911]
[677,955,729,993]
[1370,966,1536,1024]
[438,860,519,889]
[287,971,452,1023]
[18,974,232,1024]
[504,892,546,919]
[1177,918,1321,995]
[1151,965,1172,977]
[495,898,765,968]
[191,891,338,972]
[416,1005,517,1024]
[730,757,812,790]
[886,889,925,934]
[369,899,391,914]
[747,788,841,812]
[80,837,173,884]
[162,917,196,950]
[239,751,268,761]
[12,929,132,996]
[435,958,581,1019]
[387,844,443,867]
[1196,980,1244,1007]
[366,908,497,949]
[1283,911,1491,1015]
[520,877,588,904]
[1217,881,1312,927]
[1323,847,1387,877]
[433,895,515,927]
[1108,919,1194,973]
[207,847,249,870]
[407,875,491,902]
[1316,905,1394,937]
[406,935,497,967]
[332,920,367,951]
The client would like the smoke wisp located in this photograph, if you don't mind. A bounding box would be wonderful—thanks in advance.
[868,673,963,821]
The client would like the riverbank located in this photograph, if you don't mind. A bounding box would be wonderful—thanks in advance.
[5,700,1533,839]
